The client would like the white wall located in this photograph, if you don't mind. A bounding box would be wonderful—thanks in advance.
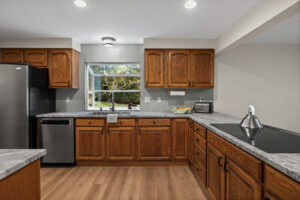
[144,38,216,49]
[214,44,300,132]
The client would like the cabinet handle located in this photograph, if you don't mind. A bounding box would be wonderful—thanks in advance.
[196,152,200,155]
[190,122,193,128]
[196,128,200,131]
[107,128,110,135]
[188,81,191,87]
[153,121,156,124]
[196,168,200,171]
[192,81,194,87]
[218,157,223,167]
[224,161,229,172]
[19,60,22,63]
[68,80,71,86]
[262,198,270,200]
[120,122,122,125]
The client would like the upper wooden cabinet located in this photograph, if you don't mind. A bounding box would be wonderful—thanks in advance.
[0,49,23,63]
[48,49,79,88]
[145,49,214,89]
[24,49,47,67]
[167,50,191,88]
[145,50,165,87]
[191,50,214,88]
[1,48,79,88]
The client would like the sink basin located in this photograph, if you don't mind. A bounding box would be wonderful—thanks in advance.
[91,111,131,115]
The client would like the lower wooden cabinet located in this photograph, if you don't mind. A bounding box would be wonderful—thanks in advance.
[225,159,261,200]
[207,143,225,200]
[76,127,105,160]
[138,127,171,160]
[264,164,300,200]
[107,127,136,161]
[0,160,40,200]
[172,119,189,160]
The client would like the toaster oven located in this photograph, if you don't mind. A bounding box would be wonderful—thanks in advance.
[194,102,213,113]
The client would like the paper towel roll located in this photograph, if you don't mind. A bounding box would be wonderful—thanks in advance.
[170,91,186,96]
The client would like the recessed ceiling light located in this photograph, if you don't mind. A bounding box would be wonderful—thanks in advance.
[185,0,197,9]
[73,0,87,8]
[102,37,116,47]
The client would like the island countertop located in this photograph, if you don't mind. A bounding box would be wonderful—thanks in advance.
[36,111,300,183]
[0,149,46,181]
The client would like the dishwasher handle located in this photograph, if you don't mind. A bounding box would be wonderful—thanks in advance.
[40,120,71,125]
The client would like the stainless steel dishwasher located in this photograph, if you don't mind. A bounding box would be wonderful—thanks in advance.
[39,118,75,164]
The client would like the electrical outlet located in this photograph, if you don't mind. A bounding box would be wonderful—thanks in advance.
[199,97,204,102]
[66,97,71,103]
[144,97,150,103]
[157,97,161,103]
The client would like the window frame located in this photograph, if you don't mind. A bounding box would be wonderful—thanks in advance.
[85,62,141,111]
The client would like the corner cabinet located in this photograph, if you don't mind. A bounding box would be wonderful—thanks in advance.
[48,49,79,88]
[145,49,214,89]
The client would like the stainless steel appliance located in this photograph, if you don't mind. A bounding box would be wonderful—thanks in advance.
[194,102,213,113]
[0,64,55,149]
[240,105,263,129]
[39,118,75,164]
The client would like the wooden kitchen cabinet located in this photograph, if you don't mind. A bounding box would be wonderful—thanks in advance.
[145,49,165,87]
[172,119,189,160]
[138,127,171,160]
[225,159,262,200]
[0,49,23,63]
[167,50,190,88]
[207,143,225,200]
[48,49,79,88]
[76,127,105,160]
[107,127,136,161]
[263,164,300,200]
[188,120,194,165]
[24,49,47,67]
[191,50,214,88]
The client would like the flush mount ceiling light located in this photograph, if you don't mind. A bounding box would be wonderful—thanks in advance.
[184,0,197,9]
[73,0,87,8]
[102,37,116,47]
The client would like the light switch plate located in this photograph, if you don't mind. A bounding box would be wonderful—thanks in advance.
[144,97,150,103]
[66,97,71,103]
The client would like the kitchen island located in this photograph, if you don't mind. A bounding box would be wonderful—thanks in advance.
[0,149,46,200]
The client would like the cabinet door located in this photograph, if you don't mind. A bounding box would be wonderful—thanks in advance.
[145,50,164,87]
[138,127,171,160]
[207,143,225,200]
[48,49,71,87]
[189,120,194,165]
[225,159,262,200]
[76,127,105,160]
[1,49,23,63]
[107,127,136,161]
[24,49,47,67]
[167,50,190,88]
[191,50,214,88]
[172,119,189,160]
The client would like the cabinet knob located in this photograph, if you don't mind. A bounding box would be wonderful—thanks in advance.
[196,168,200,171]
[196,139,200,142]
[196,152,200,155]
[153,121,156,124]
[262,198,270,200]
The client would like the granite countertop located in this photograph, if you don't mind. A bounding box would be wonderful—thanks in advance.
[36,111,300,182]
[0,149,46,181]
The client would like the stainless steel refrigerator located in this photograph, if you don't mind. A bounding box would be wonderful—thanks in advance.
[0,64,55,149]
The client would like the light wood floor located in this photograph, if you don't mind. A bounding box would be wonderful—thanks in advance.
[41,166,207,200]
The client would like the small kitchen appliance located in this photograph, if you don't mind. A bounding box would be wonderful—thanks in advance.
[194,102,213,113]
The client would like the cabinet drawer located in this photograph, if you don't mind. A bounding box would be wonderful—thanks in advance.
[264,164,300,200]
[76,119,105,127]
[194,123,206,138]
[138,119,171,126]
[194,145,206,169]
[193,157,206,187]
[107,119,136,127]
[207,130,262,181]
[194,132,206,151]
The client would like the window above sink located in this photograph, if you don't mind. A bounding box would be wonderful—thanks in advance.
[86,63,141,111]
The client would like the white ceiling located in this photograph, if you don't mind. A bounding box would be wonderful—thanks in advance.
[247,12,300,44]
[0,0,259,44]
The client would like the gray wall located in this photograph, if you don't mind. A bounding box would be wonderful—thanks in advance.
[56,44,213,112]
